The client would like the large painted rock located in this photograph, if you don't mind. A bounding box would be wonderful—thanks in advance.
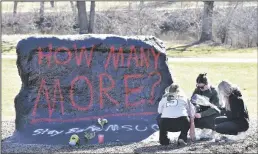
[7,34,173,145]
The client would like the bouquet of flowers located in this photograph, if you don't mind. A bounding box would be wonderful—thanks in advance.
[84,131,95,142]
[191,94,221,113]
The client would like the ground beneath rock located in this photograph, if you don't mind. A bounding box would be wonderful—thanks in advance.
[2,117,257,153]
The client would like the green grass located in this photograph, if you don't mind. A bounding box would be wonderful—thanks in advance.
[169,62,257,116]
[2,59,257,120]
[2,59,21,120]
[2,41,17,55]
[165,43,257,58]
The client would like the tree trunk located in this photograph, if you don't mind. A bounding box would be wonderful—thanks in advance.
[70,1,76,15]
[13,2,18,16]
[88,1,95,33]
[140,0,144,9]
[50,1,54,8]
[128,2,132,10]
[138,0,144,34]
[77,1,88,34]
[39,2,44,21]
[199,1,214,42]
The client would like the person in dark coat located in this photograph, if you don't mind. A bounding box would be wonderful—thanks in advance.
[214,80,249,136]
[191,73,221,140]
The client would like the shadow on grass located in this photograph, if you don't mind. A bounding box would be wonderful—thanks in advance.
[166,40,222,52]
[2,41,16,53]
[166,41,202,52]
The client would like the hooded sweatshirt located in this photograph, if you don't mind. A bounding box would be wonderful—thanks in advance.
[158,94,195,118]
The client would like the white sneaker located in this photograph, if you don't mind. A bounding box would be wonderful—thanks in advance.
[215,135,229,142]
[177,139,187,146]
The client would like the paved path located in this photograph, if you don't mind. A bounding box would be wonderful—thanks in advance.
[2,55,257,63]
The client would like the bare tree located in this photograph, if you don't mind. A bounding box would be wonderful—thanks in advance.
[50,1,54,8]
[199,1,214,42]
[88,1,96,33]
[219,2,239,44]
[77,1,88,34]
[39,2,44,21]
[50,1,54,7]
[140,0,144,7]
[70,1,76,16]
[128,2,132,10]
[137,0,145,34]
[13,2,18,16]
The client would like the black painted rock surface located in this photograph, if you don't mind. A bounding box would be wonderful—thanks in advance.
[8,34,173,145]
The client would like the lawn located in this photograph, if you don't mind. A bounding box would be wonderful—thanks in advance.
[2,59,21,120]
[2,59,257,120]
[164,42,257,58]
[168,62,257,116]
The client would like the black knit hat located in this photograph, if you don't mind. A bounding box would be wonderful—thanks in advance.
[196,73,208,84]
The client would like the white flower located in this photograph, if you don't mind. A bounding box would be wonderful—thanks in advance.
[98,118,101,125]
[103,119,108,123]
[97,118,108,128]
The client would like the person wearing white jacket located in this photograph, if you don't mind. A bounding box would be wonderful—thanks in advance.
[158,83,195,146]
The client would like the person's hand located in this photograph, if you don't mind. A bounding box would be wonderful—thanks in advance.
[195,113,201,118]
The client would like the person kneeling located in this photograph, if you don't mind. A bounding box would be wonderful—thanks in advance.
[191,73,221,140]
[158,84,195,146]
[214,81,249,138]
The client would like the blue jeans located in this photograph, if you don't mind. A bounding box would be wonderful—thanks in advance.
[194,113,220,130]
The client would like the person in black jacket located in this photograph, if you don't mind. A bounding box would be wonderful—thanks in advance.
[191,73,221,140]
[214,80,249,136]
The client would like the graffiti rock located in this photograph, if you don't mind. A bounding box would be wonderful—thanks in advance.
[9,34,173,145]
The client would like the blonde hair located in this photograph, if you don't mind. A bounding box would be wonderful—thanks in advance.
[218,80,238,111]
[165,83,186,99]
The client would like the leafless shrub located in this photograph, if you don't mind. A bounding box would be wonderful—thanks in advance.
[2,2,257,48]
[213,4,257,47]
[160,9,202,42]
